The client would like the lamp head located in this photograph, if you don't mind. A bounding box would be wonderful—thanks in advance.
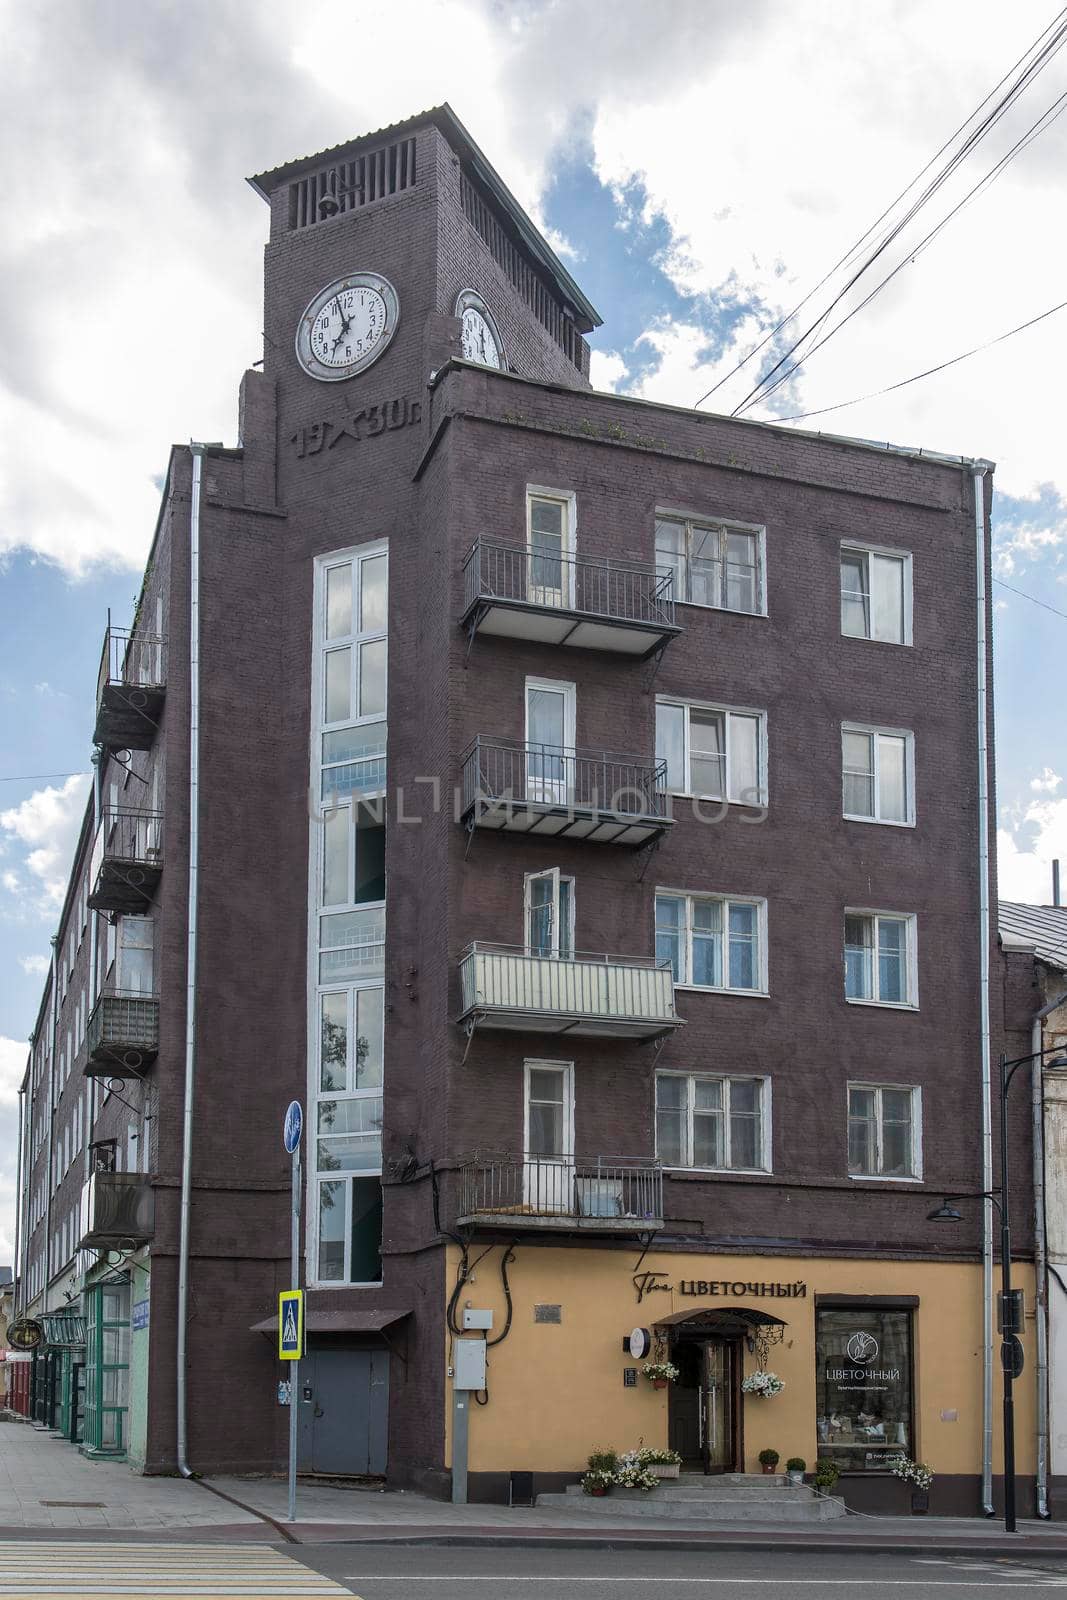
[927,1199,963,1223]
[1043,1053,1067,1073]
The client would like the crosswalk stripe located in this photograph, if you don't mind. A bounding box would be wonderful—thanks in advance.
[0,1540,353,1598]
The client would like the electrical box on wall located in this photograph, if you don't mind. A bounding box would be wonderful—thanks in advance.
[454,1338,487,1390]
[463,1308,494,1331]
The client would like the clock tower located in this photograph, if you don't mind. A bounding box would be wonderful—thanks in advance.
[246,104,601,502]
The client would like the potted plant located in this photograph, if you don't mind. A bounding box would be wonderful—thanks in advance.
[741,1370,785,1398]
[757,1447,780,1476]
[614,1460,660,1492]
[638,1447,682,1480]
[581,1469,615,1497]
[888,1455,934,1514]
[785,1456,806,1486]
[642,1360,680,1390]
[812,1459,840,1496]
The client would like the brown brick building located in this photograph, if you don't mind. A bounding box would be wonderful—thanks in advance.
[10,105,1044,1515]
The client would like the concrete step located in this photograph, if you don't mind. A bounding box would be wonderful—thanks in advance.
[536,1486,849,1522]
[561,1482,818,1503]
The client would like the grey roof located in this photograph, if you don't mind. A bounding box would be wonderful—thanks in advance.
[999,901,1067,970]
[247,103,602,333]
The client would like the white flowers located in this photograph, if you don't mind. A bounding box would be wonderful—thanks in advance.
[642,1360,680,1383]
[741,1370,785,1397]
[887,1455,934,1490]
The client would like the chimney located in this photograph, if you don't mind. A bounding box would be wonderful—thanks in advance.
[1054,859,1062,908]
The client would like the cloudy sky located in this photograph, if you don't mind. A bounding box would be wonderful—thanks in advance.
[2,0,1066,1264]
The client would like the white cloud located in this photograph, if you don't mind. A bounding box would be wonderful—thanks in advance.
[998,794,1067,904]
[590,351,630,392]
[1031,769,1063,795]
[18,953,49,978]
[0,1036,27,1107]
[0,774,91,913]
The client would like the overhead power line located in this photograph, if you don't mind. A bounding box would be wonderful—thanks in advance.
[993,578,1067,622]
[0,771,89,785]
[768,297,1067,423]
[738,82,1067,416]
[693,5,1067,410]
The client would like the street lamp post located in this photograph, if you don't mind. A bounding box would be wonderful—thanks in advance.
[928,1046,1067,1535]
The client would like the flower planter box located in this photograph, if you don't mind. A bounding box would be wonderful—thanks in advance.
[911,1490,930,1515]
[648,1462,680,1479]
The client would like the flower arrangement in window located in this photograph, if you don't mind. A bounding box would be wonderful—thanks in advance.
[887,1455,934,1490]
[741,1370,785,1398]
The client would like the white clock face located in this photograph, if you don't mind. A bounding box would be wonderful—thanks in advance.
[461,307,501,368]
[456,290,506,371]
[296,272,400,382]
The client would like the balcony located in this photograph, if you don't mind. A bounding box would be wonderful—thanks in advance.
[87,808,163,915]
[460,738,671,847]
[459,943,682,1040]
[459,1154,664,1235]
[462,538,680,660]
[86,989,159,1078]
[79,1172,154,1250]
[94,623,167,750]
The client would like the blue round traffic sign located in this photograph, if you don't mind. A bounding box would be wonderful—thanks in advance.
[283,1101,303,1154]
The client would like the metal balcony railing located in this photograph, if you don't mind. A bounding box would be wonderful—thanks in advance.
[94,623,167,750]
[461,538,680,659]
[459,1153,664,1233]
[86,989,159,1078]
[88,808,164,914]
[80,1172,155,1249]
[459,942,681,1040]
[460,737,671,846]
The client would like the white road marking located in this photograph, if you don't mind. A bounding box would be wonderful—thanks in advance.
[0,1538,351,1597]
[341,1576,1067,1588]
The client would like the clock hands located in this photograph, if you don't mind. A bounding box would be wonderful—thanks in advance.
[330,293,353,357]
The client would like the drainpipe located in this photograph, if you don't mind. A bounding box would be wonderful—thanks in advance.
[1033,989,1067,1518]
[972,459,996,1516]
[176,443,207,1479]
[14,1080,26,1317]
[43,938,59,1312]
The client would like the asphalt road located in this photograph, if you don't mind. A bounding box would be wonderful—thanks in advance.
[295,1544,1067,1599]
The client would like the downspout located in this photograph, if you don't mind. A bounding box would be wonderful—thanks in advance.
[43,938,59,1309]
[973,459,996,1516]
[1033,988,1067,1518]
[176,443,207,1479]
[14,1081,25,1317]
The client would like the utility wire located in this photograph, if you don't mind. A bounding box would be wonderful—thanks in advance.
[693,6,1067,409]
[0,771,89,784]
[767,298,1067,423]
[994,578,1067,623]
[739,80,1067,416]
[728,14,1067,416]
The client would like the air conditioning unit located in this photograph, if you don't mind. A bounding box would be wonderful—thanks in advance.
[80,1171,155,1249]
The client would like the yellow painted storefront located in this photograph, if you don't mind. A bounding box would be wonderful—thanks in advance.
[444,1244,1036,1481]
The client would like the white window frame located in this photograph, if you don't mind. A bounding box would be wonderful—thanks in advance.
[655,1070,771,1173]
[524,868,576,959]
[842,723,915,827]
[526,485,577,608]
[840,541,913,646]
[656,697,768,806]
[655,888,769,996]
[523,1059,575,1160]
[308,541,388,1291]
[525,676,577,804]
[847,1082,922,1181]
[844,909,919,1009]
[655,507,768,617]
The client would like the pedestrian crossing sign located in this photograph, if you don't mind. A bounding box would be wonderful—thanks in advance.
[278,1290,304,1360]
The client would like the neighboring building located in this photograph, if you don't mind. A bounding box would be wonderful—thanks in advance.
[9,104,1035,1513]
[0,1268,12,1409]
[1001,900,1067,1516]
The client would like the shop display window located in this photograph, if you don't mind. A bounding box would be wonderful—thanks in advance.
[815,1305,913,1472]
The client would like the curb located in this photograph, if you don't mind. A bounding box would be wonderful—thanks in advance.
[280,1523,1067,1556]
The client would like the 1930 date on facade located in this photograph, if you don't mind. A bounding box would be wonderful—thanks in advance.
[289,396,421,458]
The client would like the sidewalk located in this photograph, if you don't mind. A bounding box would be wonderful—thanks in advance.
[5,1422,1067,1554]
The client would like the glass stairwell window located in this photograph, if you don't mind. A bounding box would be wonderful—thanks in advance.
[655,515,764,614]
[312,544,387,1286]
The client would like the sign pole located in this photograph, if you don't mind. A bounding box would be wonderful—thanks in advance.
[281,1100,304,1525]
